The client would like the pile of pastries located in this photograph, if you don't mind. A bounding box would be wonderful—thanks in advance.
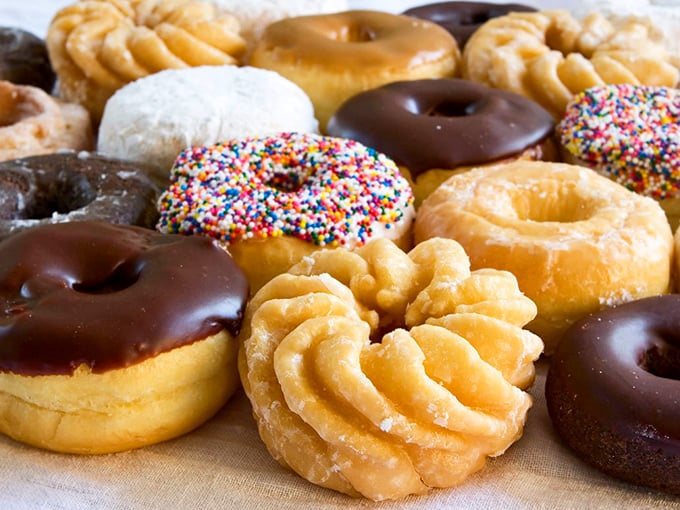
[0,0,679,501]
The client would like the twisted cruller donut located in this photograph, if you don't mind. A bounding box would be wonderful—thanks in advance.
[238,237,543,500]
[462,10,679,118]
[47,0,246,122]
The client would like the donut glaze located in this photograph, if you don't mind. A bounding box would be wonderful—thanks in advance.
[0,27,55,93]
[326,78,554,178]
[403,2,536,48]
[546,294,680,494]
[0,221,249,376]
[0,152,159,240]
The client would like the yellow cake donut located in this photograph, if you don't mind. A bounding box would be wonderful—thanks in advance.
[462,9,679,119]
[238,237,543,500]
[46,0,246,123]
[0,80,92,161]
[250,10,460,131]
[414,160,674,354]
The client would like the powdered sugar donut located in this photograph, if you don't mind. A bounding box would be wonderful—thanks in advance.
[157,132,415,291]
[97,66,319,182]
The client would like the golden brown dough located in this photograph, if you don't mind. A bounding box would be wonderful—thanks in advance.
[238,237,543,500]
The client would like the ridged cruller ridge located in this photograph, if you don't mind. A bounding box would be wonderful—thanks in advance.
[462,9,679,119]
[238,237,543,501]
[47,0,246,123]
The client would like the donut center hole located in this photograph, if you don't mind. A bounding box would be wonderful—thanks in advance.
[426,101,475,117]
[24,173,97,219]
[266,166,310,193]
[72,264,140,295]
[0,83,43,127]
[639,339,680,381]
[334,24,377,42]
[511,185,596,223]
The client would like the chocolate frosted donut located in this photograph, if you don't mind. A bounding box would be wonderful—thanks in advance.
[326,78,555,203]
[0,152,159,240]
[403,2,536,48]
[0,27,55,93]
[546,294,680,495]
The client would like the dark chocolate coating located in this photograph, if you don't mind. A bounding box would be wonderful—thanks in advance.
[403,2,537,48]
[326,78,554,177]
[0,221,249,375]
[0,27,55,93]
[0,152,160,240]
[546,294,680,495]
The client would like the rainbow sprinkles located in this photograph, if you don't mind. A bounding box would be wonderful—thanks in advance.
[157,132,414,247]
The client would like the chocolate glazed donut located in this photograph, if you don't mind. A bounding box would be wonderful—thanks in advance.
[326,78,554,179]
[0,152,159,240]
[546,294,680,495]
[0,221,249,375]
[403,2,536,48]
[0,27,56,93]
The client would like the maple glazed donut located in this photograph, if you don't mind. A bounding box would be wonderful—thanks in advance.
[414,160,674,354]
[0,27,56,92]
[546,294,680,494]
[558,84,680,229]
[156,132,415,292]
[250,10,460,131]
[0,221,248,454]
[326,78,556,205]
[402,2,537,48]
[0,152,159,240]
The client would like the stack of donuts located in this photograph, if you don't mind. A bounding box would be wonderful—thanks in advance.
[1,0,680,502]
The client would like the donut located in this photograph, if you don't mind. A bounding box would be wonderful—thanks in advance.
[249,10,460,131]
[462,10,679,119]
[0,27,55,92]
[326,78,556,205]
[557,84,680,230]
[46,0,246,123]
[0,221,248,454]
[97,66,319,183]
[0,152,159,240]
[0,80,92,162]
[545,294,680,494]
[238,236,543,500]
[156,132,415,292]
[414,160,674,354]
[402,2,537,48]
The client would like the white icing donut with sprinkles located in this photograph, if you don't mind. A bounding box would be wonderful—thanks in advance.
[557,84,680,228]
[157,132,415,291]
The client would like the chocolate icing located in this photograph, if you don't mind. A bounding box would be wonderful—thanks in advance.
[0,222,249,375]
[546,294,680,494]
[0,152,159,240]
[403,2,537,48]
[0,27,55,93]
[326,78,554,177]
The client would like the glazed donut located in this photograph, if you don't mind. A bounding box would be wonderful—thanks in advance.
[558,84,680,230]
[0,80,92,162]
[0,152,159,240]
[0,27,55,92]
[414,160,674,354]
[326,78,556,205]
[97,65,319,182]
[156,132,415,292]
[462,10,679,119]
[0,221,248,454]
[46,0,246,123]
[546,294,680,494]
[249,10,460,131]
[238,237,543,500]
[402,2,537,48]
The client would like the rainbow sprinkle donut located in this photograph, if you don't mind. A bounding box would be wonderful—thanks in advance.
[557,84,680,227]
[157,132,415,290]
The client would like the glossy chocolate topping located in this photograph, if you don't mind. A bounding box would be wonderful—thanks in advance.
[0,27,55,93]
[0,222,249,375]
[326,78,554,177]
[0,152,159,240]
[546,294,680,494]
[403,2,537,48]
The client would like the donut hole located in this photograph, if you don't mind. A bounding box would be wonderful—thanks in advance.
[72,263,140,295]
[510,184,598,223]
[425,100,475,117]
[639,338,680,381]
[0,83,43,127]
[24,173,97,219]
[331,24,377,43]
[265,166,311,193]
